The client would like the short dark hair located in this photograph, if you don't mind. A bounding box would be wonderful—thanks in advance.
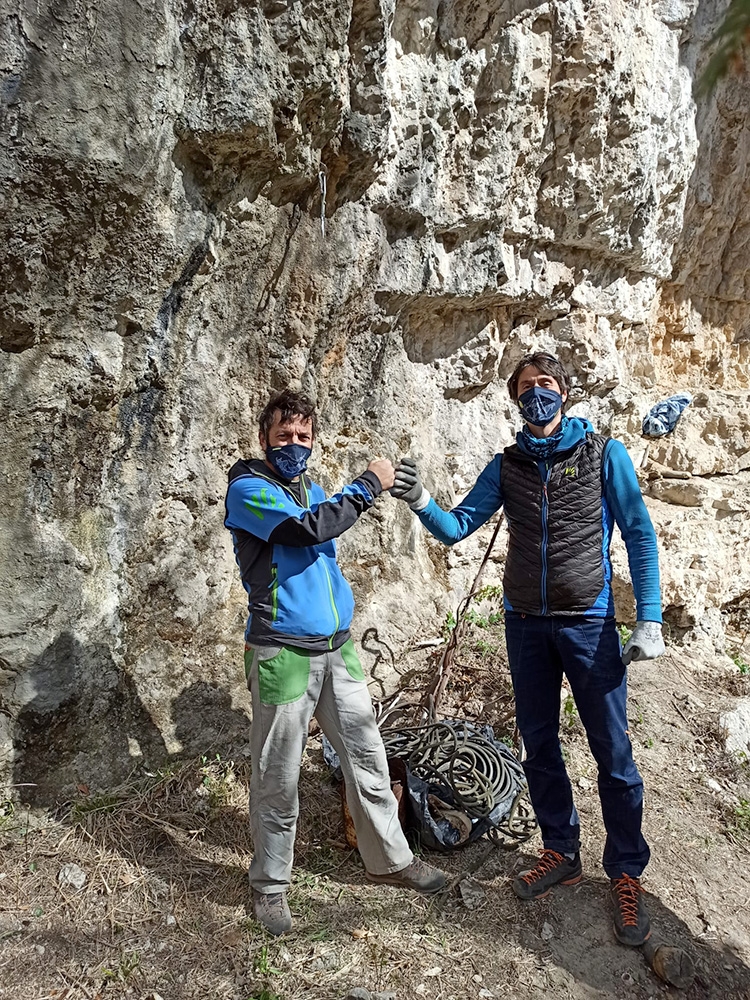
[259,388,317,440]
[506,352,570,401]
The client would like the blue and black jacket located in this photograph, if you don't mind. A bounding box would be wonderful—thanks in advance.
[415,417,662,622]
[224,459,382,651]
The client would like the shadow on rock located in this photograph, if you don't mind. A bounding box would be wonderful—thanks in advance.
[11,642,256,906]
[170,680,250,761]
[12,632,169,806]
[57,679,254,909]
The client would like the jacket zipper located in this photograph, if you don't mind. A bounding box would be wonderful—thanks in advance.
[540,462,550,615]
[258,471,305,627]
[255,469,337,639]
[321,559,340,649]
[270,564,278,622]
[301,474,339,646]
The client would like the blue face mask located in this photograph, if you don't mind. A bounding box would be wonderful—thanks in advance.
[266,443,311,480]
[517,387,563,426]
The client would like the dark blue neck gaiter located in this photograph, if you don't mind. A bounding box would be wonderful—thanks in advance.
[266,443,311,480]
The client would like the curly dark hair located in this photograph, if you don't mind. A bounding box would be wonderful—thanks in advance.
[506,352,570,401]
[258,388,317,440]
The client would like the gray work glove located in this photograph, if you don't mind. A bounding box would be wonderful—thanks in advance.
[390,457,431,511]
[621,621,665,665]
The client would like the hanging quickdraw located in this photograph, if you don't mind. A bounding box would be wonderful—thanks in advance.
[318,165,328,238]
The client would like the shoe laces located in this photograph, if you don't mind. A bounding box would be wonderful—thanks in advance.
[406,858,429,876]
[257,892,286,914]
[612,874,642,926]
[521,849,567,885]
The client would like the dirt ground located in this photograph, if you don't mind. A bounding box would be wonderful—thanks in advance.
[3,611,750,1000]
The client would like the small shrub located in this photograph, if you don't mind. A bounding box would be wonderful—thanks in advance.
[442,611,457,640]
[617,623,633,645]
[563,694,578,728]
[101,951,141,983]
[70,792,123,821]
[253,945,280,977]
[734,799,750,833]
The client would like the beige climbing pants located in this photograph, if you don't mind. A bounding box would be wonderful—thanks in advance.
[245,640,413,893]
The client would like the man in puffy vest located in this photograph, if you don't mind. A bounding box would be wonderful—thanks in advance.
[391,353,663,947]
[224,388,446,935]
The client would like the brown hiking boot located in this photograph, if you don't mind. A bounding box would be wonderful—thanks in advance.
[365,857,447,894]
[512,850,582,900]
[252,889,292,936]
[611,874,651,946]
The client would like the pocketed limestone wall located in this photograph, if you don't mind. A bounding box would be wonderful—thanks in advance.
[0,0,747,798]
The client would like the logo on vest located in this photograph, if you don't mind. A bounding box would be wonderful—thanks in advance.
[564,466,577,478]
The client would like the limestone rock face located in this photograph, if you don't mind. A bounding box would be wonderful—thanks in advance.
[0,0,748,795]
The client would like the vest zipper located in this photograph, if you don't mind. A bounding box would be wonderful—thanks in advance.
[540,463,550,615]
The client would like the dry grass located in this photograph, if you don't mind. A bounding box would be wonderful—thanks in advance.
[0,744,536,1000]
[0,614,530,1000]
[6,616,750,999]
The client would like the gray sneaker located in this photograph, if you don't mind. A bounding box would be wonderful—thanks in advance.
[365,857,447,894]
[252,889,292,935]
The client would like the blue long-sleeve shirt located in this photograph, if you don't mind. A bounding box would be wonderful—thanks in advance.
[415,418,662,622]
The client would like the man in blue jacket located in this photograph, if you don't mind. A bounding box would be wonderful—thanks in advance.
[391,353,664,947]
[225,389,446,935]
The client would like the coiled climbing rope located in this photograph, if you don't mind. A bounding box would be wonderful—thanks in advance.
[380,720,527,820]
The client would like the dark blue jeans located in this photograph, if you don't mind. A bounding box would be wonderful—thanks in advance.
[505,612,650,878]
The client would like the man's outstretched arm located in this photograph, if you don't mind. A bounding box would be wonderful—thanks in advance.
[226,461,392,548]
[392,455,504,545]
